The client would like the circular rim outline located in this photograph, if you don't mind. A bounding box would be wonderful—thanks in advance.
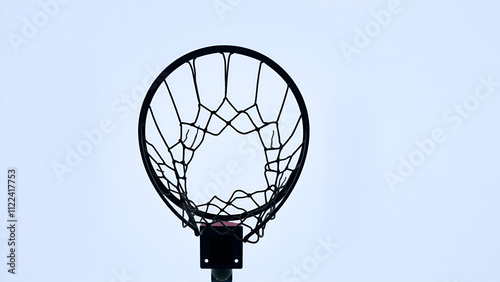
[138,45,310,240]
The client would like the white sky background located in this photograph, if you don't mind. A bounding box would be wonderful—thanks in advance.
[1,0,500,281]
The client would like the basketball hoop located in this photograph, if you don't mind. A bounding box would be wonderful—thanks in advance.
[138,45,309,281]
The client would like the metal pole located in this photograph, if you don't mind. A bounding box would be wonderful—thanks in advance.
[211,268,232,282]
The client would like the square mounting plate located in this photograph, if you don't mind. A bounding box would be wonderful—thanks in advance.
[200,223,243,269]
